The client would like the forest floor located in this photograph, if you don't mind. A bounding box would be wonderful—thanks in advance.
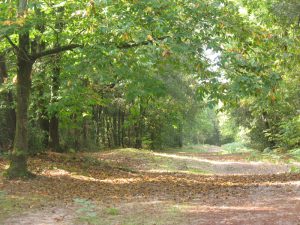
[1,145,300,225]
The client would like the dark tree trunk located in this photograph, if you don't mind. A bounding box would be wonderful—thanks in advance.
[0,54,16,145]
[6,32,34,178]
[93,106,99,145]
[49,7,64,152]
[106,116,111,148]
[35,17,49,147]
[38,102,50,147]
[82,118,88,148]
[117,108,121,147]
[101,110,106,146]
[262,112,276,147]
[177,122,183,148]
[49,116,60,151]
[121,110,125,147]
[49,62,61,151]
[128,127,131,147]
[113,112,118,147]
[135,102,144,149]
[135,124,142,149]
[35,72,49,147]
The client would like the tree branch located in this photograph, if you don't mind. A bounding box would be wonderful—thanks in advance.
[4,36,20,53]
[31,35,169,59]
[117,36,170,49]
[31,44,83,60]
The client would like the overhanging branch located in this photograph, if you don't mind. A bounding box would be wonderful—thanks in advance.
[31,44,83,60]
[4,36,20,53]
[31,35,170,59]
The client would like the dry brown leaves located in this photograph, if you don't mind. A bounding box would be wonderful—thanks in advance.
[1,152,300,205]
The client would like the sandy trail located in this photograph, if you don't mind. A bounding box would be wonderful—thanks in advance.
[3,148,300,225]
[152,152,291,175]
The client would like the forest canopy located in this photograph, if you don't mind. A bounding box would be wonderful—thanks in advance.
[0,0,299,178]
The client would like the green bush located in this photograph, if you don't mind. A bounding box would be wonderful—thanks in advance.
[277,116,300,149]
[221,142,253,154]
[28,127,47,155]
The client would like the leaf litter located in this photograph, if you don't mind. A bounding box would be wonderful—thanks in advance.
[1,148,300,224]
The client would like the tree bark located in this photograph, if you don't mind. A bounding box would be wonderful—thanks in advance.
[5,1,80,178]
[49,61,61,151]
[177,122,183,148]
[117,108,121,147]
[113,112,118,147]
[49,7,64,152]
[0,54,16,146]
[82,118,88,148]
[6,33,34,178]
[49,116,60,151]
[135,101,144,149]
[121,110,125,147]
[36,81,50,147]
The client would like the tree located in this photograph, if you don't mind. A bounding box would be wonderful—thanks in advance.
[217,0,300,150]
[0,0,262,178]
[2,0,81,178]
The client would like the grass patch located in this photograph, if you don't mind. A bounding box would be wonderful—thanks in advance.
[245,148,300,164]
[287,148,300,162]
[246,151,286,163]
[73,200,186,225]
[0,191,46,222]
[104,148,213,174]
[162,145,213,154]
[74,198,99,225]
[289,165,300,173]
[106,207,119,216]
[184,168,211,175]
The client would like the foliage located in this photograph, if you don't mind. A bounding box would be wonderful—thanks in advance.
[28,126,47,155]
[288,148,300,162]
[0,0,299,178]
[218,112,239,144]
[216,0,300,150]
[221,142,253,154]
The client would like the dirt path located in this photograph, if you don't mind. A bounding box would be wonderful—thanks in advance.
[2,148,300,225]
[152,152,291,175]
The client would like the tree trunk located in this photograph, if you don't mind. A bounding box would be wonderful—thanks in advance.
[106,116,111,148]
[82,118,88,148]
[135,102,144,149]
[38,102,50,147]
[49,116,60,151]
[49,7,64,152]
[121,110,125,147]
[0,54,16,146]
[262,112,276,147]
[113,112,118,147]
[177,122,183,148]
[6,33,34,178]
[49,62,61,151]
[117,108,121,147]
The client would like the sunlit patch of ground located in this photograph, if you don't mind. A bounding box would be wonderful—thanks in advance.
[94,148,294,175]
[4,182,300,225]
[0,191,48,222]
[2,146,300,224]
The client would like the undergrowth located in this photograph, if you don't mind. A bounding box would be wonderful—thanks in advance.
[221,142,254,154]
